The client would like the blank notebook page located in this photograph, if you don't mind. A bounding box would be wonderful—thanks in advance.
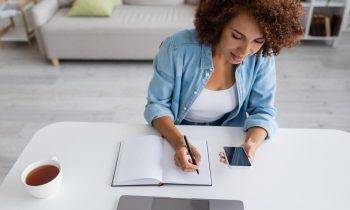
[115,135,163,184]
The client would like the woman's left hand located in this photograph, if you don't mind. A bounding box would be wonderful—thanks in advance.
[218,140,259,165]
[219,127,266,165]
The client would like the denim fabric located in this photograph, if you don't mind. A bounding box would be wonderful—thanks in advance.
[144,29,278,139]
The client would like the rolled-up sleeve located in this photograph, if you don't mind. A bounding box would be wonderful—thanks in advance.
[243,55,278,139]
[144,37,176,125]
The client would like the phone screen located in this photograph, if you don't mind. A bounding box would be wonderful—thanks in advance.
[223,147,251,166]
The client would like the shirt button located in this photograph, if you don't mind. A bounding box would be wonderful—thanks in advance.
[205,73,210,77]
[194,91,198,95]
[184,107,187,110]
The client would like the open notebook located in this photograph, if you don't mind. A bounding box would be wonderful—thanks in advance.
[111,135,212,186]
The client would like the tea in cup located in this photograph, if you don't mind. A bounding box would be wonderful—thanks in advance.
[21,157,63,198]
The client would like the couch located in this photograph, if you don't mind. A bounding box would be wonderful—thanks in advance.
[31,0,197,66]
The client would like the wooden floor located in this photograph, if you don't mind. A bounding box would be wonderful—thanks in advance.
[1,40,350,183]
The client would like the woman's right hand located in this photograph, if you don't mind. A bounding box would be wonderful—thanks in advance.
[174,143,202,172]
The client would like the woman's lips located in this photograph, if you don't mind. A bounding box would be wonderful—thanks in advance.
[231,52,244,62]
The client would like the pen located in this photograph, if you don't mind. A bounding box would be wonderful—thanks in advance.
[183,135,199,175]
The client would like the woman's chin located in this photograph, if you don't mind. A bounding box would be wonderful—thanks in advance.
[229,59,243,65]
[232,60,242,64]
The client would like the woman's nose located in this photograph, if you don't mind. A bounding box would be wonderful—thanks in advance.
[238,42,253,57]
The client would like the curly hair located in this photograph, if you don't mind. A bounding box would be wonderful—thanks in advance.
[194,0,304,56]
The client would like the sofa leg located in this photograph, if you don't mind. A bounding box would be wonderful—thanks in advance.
[51,58,60,66]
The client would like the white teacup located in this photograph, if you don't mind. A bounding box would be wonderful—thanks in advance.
[21,157,63,198]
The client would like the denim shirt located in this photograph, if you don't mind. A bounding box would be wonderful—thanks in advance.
[144,29,278,139]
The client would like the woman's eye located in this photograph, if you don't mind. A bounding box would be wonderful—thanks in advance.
[255,39,265,44]
[232,33,243,39]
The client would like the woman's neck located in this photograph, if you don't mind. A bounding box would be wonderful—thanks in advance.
[212,44,237,71]
[212,52,235,74]
[206,48,236,90]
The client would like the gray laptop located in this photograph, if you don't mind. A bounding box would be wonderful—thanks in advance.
[117,195,244,210]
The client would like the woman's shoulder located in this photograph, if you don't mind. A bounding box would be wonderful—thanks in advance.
[169,29,200,47]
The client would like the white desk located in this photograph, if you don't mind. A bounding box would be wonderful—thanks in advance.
[0,122,349,210]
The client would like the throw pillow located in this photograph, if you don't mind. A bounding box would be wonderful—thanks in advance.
[123,0,184,6]
[58,0,121,8]
[68,0,116,17]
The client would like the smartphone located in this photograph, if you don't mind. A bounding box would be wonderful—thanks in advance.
[223,147,251,167]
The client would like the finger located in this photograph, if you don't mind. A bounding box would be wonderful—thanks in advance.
[186,158,199,170]
[219,155,228,164]
[175,157,183,170]
[247,153,254,163]
[186,168,197,172]
[178,157,188,171]
[174,156,181,167]
[181,163,197,172]
[243,147,254,163]
[219,158,227,164]
[180,158,198,171]
[175,147,187,162]
[183,159,198,171]
[176,147,200,171]
[178,151,197,170]
[191,146,202,165]
[183,168,196,172]
[175,152,189,170]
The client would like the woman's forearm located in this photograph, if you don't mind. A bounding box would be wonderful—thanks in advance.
[152,116,185,149]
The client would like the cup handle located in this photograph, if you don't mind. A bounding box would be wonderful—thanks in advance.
[51,156,58,161]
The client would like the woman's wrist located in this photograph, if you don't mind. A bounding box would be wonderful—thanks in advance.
[173,135,186,150]
[244,137,262,149]
[245,127,267,147]
[152,117,186,151]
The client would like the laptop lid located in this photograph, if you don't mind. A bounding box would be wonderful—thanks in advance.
[117,195,244,210]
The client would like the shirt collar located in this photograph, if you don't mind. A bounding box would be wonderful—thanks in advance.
[200,44,214,71]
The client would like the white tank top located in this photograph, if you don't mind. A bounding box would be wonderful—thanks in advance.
[184,84,239,123]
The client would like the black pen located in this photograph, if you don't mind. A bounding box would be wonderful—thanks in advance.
[183,135,199,175]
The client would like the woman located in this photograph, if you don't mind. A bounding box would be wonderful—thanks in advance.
[144,0,303,172]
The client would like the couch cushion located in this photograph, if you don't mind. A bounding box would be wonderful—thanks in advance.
[41,5,195,59]
[68,0,116,17]
[123,0,184,5]
[58,0,122,8]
